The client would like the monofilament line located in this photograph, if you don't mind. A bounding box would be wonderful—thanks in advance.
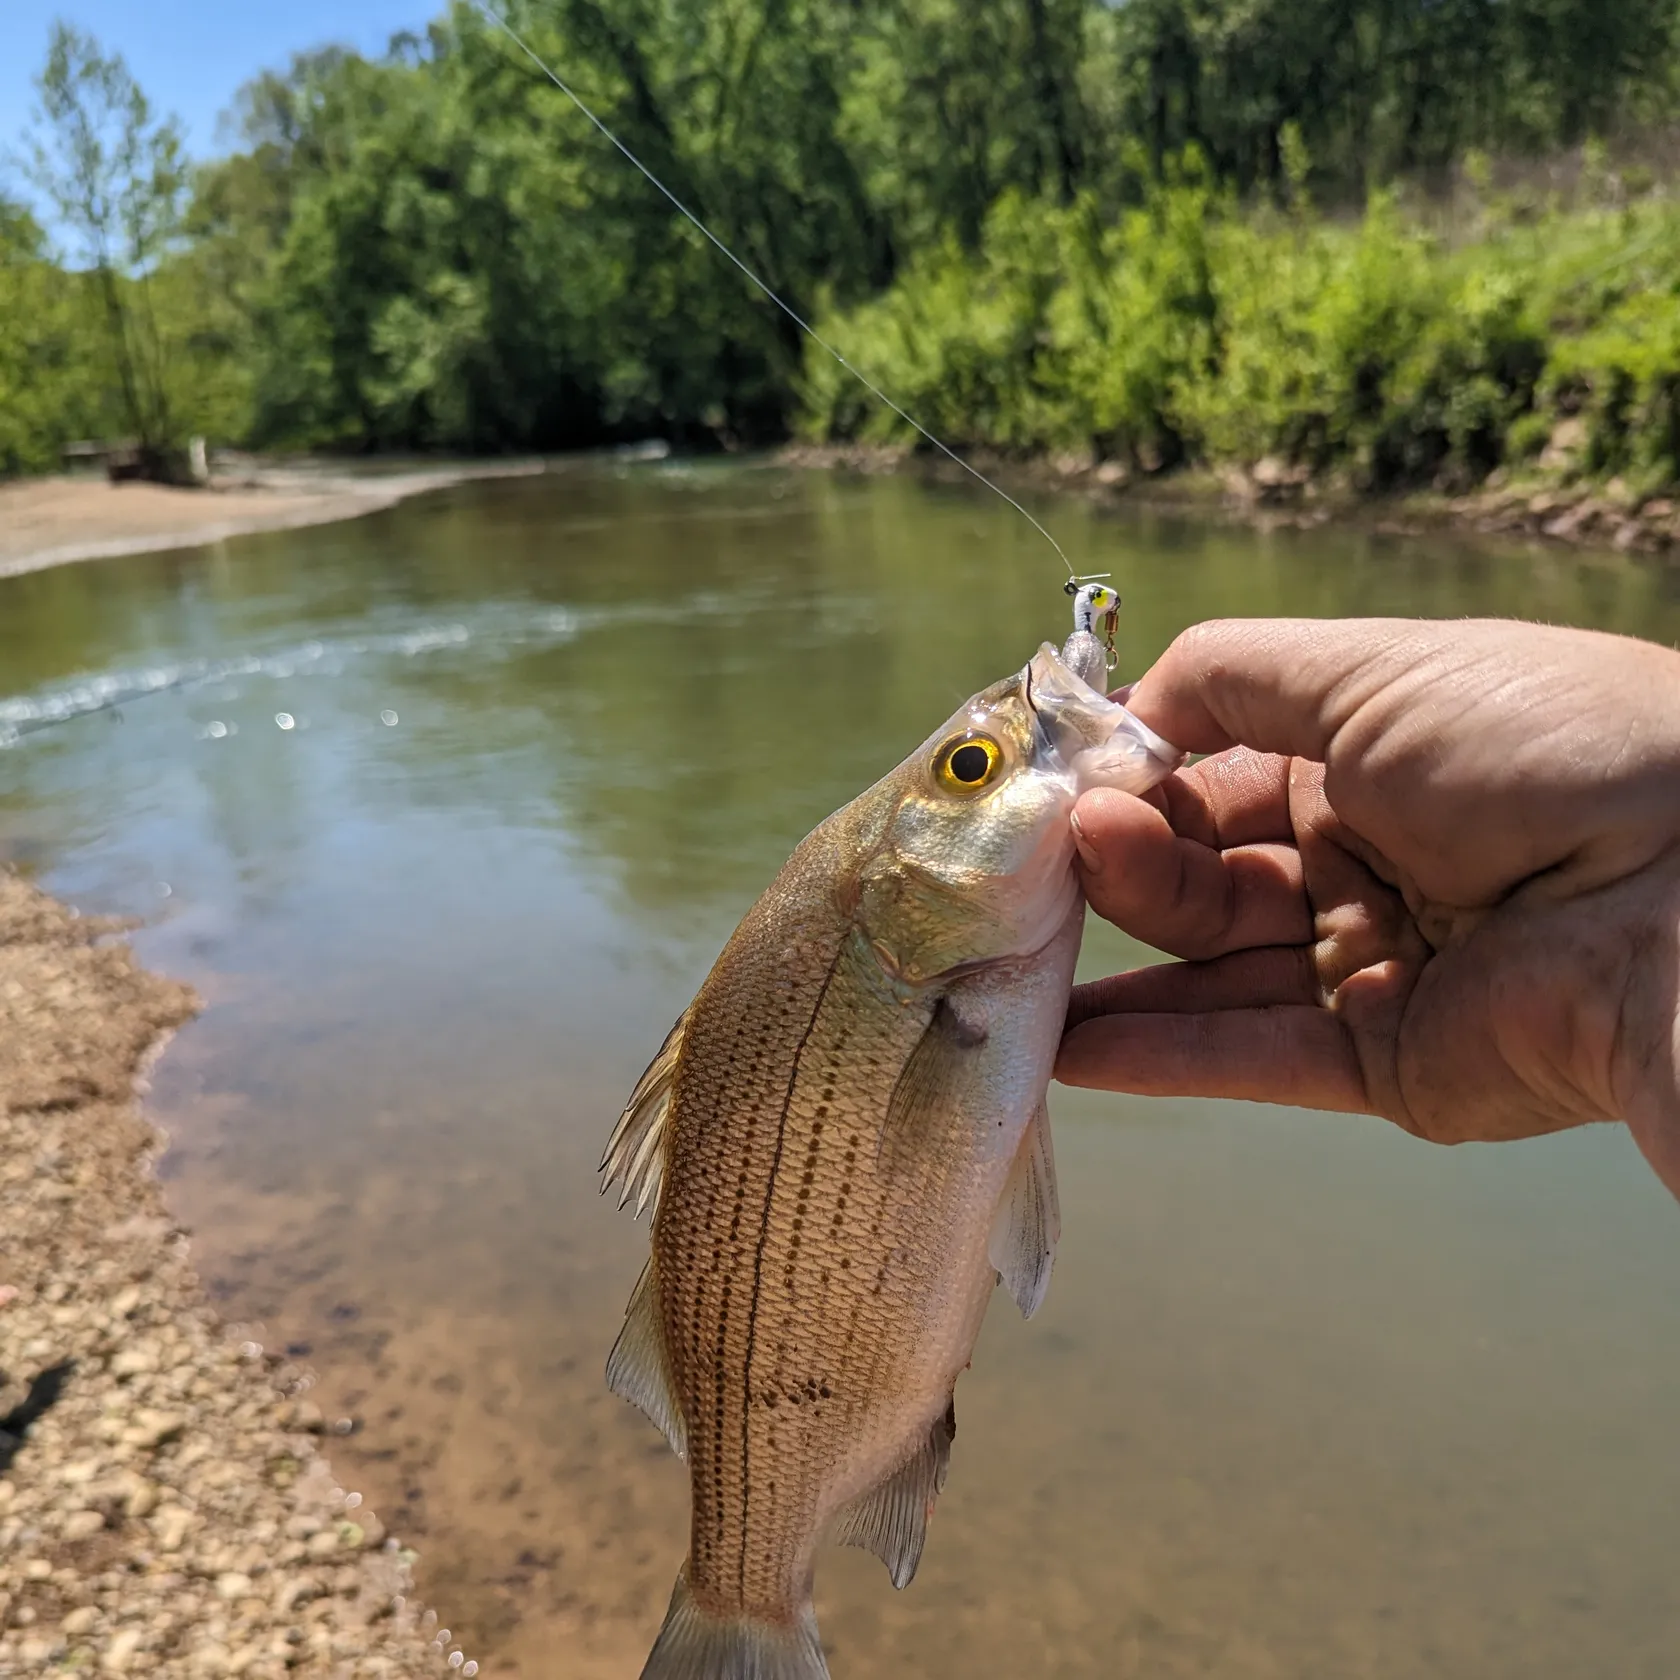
[473,0,1076,579]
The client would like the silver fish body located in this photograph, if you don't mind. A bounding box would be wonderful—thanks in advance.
[602,641,1181,1679]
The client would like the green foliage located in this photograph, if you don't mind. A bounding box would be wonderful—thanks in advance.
[6,1,1680,480]
[24,22,191,467]
[0,199,108,473]
[807,182,1680,491]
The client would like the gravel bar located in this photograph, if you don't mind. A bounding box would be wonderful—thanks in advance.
[0,874,468,1678]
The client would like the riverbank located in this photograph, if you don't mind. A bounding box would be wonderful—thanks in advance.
[780,442,1680,557]
[0,461,545,580]
[0,873,470,1679]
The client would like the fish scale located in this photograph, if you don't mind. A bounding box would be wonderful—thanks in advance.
[601,639,1185,1679]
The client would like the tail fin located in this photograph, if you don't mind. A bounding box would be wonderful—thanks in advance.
[641,1567,829,1680]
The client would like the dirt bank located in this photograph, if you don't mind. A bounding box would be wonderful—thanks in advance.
[0,462,545,581]
[779,442,1680,557]
[0,874,471,1678]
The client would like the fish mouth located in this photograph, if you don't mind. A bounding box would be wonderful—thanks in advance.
[1024,642,1184,795]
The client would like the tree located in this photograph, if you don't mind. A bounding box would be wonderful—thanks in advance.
[25,21,190,478]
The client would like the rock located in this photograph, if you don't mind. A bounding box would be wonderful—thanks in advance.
[103,1626,145,1670]
[1642,497,1675,519]
[272,1576,319,1614]
[125,1409,186,1449]
[305,1527,340,1560]
[1093,460,1130,487]
[62,1607,101,1636]
[216,1572,254,1601]
[282,1400,325,1434]
[1613,519,1642,551]
[110,1346,159,1380]
[1539,416,1588,471]
[63,1508,108,1540]
[152,1505,194,1552]
[1542,499,1600,540]
[188,1641,230,1675]
[1248,455,1310,503]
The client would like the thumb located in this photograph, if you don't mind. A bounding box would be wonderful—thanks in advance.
[1124,618,1436,762]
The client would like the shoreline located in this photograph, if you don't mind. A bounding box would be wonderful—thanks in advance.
[0,873,467,1679]
[0,461,547,582]
[3,446,1674,585]
[777,442,1680,557]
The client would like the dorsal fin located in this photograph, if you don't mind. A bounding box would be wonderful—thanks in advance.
[988,1099,1060,1318]
[606,1261,687,1459]
[601,1007,689,1218]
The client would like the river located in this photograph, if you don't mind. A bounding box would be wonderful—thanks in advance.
[3,459,1678,1678]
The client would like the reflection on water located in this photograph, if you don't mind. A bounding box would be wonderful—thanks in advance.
[4,461,1680,1678]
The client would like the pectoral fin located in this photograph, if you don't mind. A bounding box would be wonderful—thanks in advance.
[834,1402,955,1589]
[601,1007,688,1218]
[606,1262,687,1460]
[879,995,987,1172]
[988,1099,1061,1318]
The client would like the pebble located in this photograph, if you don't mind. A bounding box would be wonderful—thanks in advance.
[0,876,449,1680]
[126,1408,187,1448]
[110,1345,159,1379]
[152,1504,194,1552]
[103,1626,145,1670]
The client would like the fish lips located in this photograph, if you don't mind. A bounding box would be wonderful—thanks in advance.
[1024,642,1185,797]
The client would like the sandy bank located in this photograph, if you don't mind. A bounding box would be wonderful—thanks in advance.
[0,462,545,581]
[0,874,469,1678]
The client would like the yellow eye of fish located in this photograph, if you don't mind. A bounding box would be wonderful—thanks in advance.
[935,733,1002,792]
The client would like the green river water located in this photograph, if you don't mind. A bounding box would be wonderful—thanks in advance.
[3,459,1678,1678]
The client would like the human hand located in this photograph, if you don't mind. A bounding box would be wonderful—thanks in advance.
[1055,618,1680,1196]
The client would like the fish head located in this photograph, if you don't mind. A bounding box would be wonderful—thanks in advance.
[849,643,1185,985]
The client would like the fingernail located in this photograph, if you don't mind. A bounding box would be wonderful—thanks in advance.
[1070,810,1101,875]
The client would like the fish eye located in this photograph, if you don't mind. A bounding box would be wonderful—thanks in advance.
[934,733,1003,793]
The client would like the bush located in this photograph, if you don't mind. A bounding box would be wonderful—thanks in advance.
[805,165,1680,493]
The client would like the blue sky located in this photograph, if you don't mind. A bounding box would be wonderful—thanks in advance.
[3,1,431,166]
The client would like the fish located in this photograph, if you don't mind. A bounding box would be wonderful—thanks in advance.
[601,636,1183,1680]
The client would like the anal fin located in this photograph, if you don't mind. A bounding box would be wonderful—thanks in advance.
[988,1098,1061,1318]
[834,1401,955,1589]
[606,1262,687,1460]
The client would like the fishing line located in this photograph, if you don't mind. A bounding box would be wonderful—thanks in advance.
[471,0,1079,580]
